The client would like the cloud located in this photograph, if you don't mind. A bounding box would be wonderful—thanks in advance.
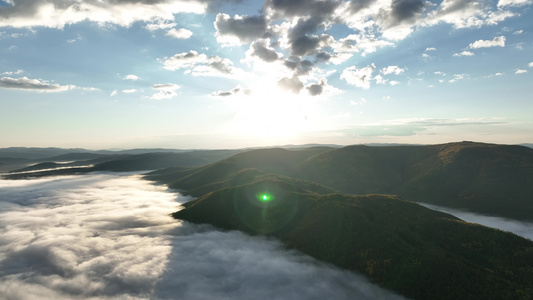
[1,69,24,75]
[341,117,507,137]
[277,76,304,94]
[515,69,528,74]
[0,76,76,92]
[162,50,243,78]
[375,74,388,84]
[378,0,427,31]
[263,0,341,19]
[0,174,405,300]
[389,80,400,86]
[468,36,506,49]
[151,83,180,99]
[122,89,137,94]
[350,97,367,105]
[123,74,140,81]
[0,0,210,28]
[448,73,466,83]
[425,47,436,51]
[453,50,474,56]
[340,64,376,89]
[166,28,193,39]
[210,85,251,97]
[381,65,405,75]
[420,203,533,241]
[305,78,339,96]
[247,38,281,63]
[529,62,533,68]
[145,20,177,31]
[335,34,393,55]
[498,0,532,7]
[110,89,118,96]
[214,13,267,45]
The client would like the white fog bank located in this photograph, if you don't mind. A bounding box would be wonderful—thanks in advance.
[420,203,533,241]
[0,174,404,300]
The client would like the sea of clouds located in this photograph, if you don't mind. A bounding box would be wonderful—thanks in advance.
[0,173,404,300]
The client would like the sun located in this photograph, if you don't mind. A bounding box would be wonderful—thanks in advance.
[228,85,316,144]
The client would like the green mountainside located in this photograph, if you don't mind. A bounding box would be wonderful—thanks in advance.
[174,179,533,300]
[148,142,533,220]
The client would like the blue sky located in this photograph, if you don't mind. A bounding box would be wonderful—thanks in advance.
[0,0,532,149]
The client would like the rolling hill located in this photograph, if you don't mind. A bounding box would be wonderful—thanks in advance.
[173,178,533,300]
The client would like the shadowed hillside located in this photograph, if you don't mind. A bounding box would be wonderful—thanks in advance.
[150,142,533,220]
[174,179,533,300]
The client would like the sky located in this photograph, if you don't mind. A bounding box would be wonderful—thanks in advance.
[0,0,532,149]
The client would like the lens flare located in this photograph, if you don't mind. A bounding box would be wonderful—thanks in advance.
[260,194,271,202]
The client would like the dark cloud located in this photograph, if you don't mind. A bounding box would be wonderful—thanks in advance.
[0,174,405,299]
[264,0,341,18]
[284,58,314,75]
[287,16,334,57]
[347,0,376,13]
[215,13,268,44]
[390,0,426,25]
[306,79,330,96]
[315,51,332,63]
[249,39,281,62]
[307,83,324,96]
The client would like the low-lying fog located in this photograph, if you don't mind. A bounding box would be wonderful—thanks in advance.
[0,174,404,300]
[420,203,533,241]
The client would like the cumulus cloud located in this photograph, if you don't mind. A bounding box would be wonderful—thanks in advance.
[529,62,533,68]
[277,75,304,94]
[0,174,405,300]
[468,36,506,49]
[453,50,474,56]
[247,38,282,62]
[210,85,251,97]
[515,69,528,74]
[214,13,267,45]
[340,64,376,89]
[1,69,24,75]
[381,65,405,75]
[334,34,393,56]
[498,0,532,7]
[305,78,339,96]
[151,83,180,99]
[162,50,243,78]
[0,0,209,28]
[448,73,466,83]
[263,0,341,19]
[145,20,177,31]
[123,74,140,81]
[166,28,193,39]
[0,76,85,92]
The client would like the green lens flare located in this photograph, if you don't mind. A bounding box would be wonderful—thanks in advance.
[260,194,271,201]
